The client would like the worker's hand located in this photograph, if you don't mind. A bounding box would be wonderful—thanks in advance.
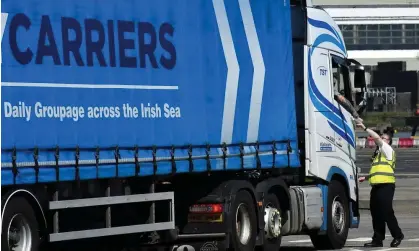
[358,176,366,183]
[355,121,366,130]
[353,117,363,124]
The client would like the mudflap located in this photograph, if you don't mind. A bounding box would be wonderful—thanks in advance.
[350,200,360,228]
[139,239,228,251]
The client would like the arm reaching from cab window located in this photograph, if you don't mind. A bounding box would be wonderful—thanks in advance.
[333,89,362,123]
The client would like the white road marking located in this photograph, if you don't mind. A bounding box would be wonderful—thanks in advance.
[407,238,419,242]
[379,248,419,251]
[287,235,394,244]
[287,239,311,243]
[212,0,240,145]
[346,237,372,242]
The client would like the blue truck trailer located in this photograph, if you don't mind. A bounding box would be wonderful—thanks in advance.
[1,0,368,250]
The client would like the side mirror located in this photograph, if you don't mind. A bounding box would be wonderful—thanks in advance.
[354,67,366,89]
[356,96,367,114]
[354,68,367,115]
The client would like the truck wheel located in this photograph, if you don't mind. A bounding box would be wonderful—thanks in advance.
[262,193,282,251]
[1,196,40,251]
[230,190,257,251]
[310,180,349,250]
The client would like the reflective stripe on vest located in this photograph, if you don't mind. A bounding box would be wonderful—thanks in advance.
[368,151,396,184]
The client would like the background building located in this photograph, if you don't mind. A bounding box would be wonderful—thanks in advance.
[315,0,419,71]
[314,0,419,115]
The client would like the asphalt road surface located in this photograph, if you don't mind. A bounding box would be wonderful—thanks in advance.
[282,212,419,251]
[359,177,419,213]
[281,148,419,250]
[356,148,419,176]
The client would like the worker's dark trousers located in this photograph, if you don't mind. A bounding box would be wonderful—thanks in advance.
[370,183,403,241]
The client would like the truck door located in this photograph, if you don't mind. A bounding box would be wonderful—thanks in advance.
[330,54,357,161]
[305,46,337,177]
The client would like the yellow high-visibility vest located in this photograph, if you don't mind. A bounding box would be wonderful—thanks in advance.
[368,150,396,185]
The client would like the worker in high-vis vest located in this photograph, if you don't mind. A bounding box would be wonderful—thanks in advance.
[357,122,404,248]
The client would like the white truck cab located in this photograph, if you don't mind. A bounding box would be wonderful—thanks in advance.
[291,0,367,248]
[305,5,361,201]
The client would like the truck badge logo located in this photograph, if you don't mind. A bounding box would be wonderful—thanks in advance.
[320,142,332,151]
[200,241,218,251]
[318,66,328,76]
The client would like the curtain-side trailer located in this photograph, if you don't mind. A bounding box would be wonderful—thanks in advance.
[1,0,367,250]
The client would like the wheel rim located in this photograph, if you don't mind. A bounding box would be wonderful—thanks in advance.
[7,214,32,251]
[264,203,282,239]
[235,203,251,245]
[331,196,345,235]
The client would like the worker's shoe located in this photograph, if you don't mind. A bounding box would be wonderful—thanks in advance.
[390,234,404,247]
[364,240,383,248]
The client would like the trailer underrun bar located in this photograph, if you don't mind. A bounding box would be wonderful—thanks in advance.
[49,191,175,242]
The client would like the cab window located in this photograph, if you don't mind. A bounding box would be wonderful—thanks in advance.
[331,56,354,106]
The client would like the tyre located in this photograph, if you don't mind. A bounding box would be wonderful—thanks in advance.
[229,190,257,251]
[1,196,40,251]
[261,193,282,251]
[310,180,349,250]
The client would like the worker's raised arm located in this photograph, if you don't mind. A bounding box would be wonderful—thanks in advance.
[356,122,384,148]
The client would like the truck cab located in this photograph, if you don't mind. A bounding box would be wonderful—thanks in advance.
[291,0,367,246]
[292,0,367,183]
